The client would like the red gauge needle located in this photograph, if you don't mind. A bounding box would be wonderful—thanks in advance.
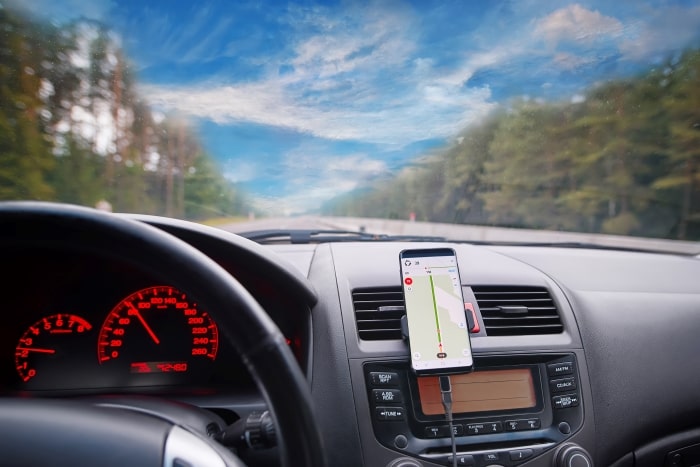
[16,347,56,354]
[128,306,160,345]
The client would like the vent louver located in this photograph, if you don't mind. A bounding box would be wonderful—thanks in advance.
[352,285,562,340]
[472,286,563,336]
[352,287,404,340]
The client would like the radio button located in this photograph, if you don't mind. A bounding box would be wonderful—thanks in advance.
[466,423,486,435]
[446,454,475,465]
[487,421,504,433]
[550,377,577,393]
[525,418,541,430]
[482,452,501,463]
[548,362,574,377]
[369,371,399,387]
[373,389,402,403]
[425,425,450,438]
[553,393,580,409]
[505,418,541,431]
[375,407,405,421]
[466,422,502,435]
[509,449,534,461]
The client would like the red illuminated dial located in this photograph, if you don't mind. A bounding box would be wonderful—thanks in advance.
[97,286,218,372]
[15,314,93,382]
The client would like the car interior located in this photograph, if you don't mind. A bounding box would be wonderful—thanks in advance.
[2,1,700,466]
[1,202,699,467]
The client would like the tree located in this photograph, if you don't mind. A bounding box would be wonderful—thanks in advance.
[0,6,252,219]
[324,47,700,241]
[480,102,576,230]
[652,50,700,239]
[0,9,54,200]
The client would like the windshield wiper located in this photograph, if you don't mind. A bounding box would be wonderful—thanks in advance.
[239,229,445,244]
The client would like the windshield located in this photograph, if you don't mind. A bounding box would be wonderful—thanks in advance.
[1,1,699,248]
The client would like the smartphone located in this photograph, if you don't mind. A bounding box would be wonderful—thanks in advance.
[400,248,474,375]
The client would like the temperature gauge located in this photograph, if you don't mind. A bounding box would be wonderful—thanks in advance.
[15,314,92,382]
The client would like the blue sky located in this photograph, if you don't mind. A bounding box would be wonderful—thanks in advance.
[14,0,700,214]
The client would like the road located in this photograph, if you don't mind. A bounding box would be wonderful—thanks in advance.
[219,216,341,233]
[217,215,700,255]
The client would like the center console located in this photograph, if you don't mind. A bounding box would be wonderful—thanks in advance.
[363,353,584,466]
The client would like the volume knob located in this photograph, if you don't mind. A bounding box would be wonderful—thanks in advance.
[554,444,593,467]
[386,457,422,467]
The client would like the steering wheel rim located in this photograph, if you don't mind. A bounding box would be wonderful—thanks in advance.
[0,201,326,467]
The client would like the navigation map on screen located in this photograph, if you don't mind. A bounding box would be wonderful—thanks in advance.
[401,250,473,374]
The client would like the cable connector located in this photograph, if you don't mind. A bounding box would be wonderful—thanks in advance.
[439,375,457,467]
[439,375,453,417]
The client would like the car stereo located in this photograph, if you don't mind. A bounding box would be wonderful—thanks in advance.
[364,353,582,466]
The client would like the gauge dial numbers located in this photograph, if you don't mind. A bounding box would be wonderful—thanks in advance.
[97,286,219,382]
[14,314,93,383]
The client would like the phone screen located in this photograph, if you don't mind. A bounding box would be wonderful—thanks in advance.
[400,248,473,375]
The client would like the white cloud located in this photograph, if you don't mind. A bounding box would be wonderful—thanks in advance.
[552,52,597,70]
[251,147,389,213]
[619,5,700,60]
[143,79,494,145]
[438,48,519,87]
[290,11,414,80]
[223,160,258,183]
[139,3,500,147]
[142,6,497,146]
[534,4,623,45]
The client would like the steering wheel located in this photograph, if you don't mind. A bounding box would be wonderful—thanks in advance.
[0,202,326,467]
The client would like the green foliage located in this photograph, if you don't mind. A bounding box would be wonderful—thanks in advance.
[0,8,54,200]
[324,50,700,240]
[0,7,251,219]
[48,136,105,205]
[184,154,249,220]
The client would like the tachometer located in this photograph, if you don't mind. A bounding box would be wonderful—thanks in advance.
[97,286,218,376]
[15,314,93,382]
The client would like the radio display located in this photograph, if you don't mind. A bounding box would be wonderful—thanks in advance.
[417,368,536,415]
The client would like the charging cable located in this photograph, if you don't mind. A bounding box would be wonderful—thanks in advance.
[439,375,457,467]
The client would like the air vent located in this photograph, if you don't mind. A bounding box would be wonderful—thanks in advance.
[352,287,404,340]
[472,286,563,336]
[353,285,563,340]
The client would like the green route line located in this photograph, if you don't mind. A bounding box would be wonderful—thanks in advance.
[429,275,442,347]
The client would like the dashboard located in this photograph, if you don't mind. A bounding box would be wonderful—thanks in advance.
[2,208,700,467]
[0,239,308,395]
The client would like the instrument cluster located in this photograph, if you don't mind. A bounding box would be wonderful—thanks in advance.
[0,246,302,394]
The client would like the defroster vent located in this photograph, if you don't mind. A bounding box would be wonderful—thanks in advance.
[352,287,404,340]
[472,286,563,336]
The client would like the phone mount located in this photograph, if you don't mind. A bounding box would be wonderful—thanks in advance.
[401,315,409,340]
[401,308,478,342]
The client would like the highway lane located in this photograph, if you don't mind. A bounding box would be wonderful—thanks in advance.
[217,216,344,234]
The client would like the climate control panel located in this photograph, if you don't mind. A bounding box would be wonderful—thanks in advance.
[364,354,584,466]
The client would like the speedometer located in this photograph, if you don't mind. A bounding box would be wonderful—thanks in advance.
[97,286,218,377]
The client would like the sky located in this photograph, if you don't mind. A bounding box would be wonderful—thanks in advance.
[12,0,700,214]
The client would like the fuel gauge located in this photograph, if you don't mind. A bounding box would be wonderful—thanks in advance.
[15,314,92,383]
